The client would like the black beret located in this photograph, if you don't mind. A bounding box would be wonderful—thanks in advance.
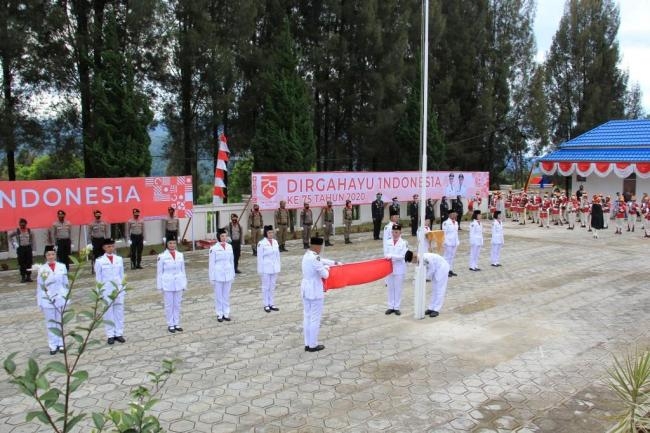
[217,228,227,236]
[44,245,55,253]
[392,224,402,231]
[310,237,324,245]
[103,238,115,246]
[404,250,414,263]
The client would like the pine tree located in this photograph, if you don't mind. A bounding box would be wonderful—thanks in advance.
[87,11,153,177]
[251,19,315,172]
[545,0,627,144]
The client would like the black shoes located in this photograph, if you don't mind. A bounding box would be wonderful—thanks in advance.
[107,337,115,345]
[429,310,439,317]
[306,345,325,352]
[385,309,394,315]
[223,317,231,321]
[448,270,458,277]
[469,268,481,271]
[325,242,333,246]
[175,326,183,332]
[114,336,126,343]
[345,240,352,244]
[49,348,58,355]
[136,265,143,269]
[269,306,279,311]
[394,310,401,316]
[217,317,224,322]
[264,306,271,313]
[235,270,242,274]
[168,326,176,333]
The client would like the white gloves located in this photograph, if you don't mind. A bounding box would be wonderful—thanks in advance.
[143,240,148,245]
[162,237,166,243]
[11,240,18,249]
[128,240,132,246]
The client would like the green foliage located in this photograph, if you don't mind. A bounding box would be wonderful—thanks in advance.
[251,20,315,172]
[87,11,153,178]
[16,154,84,180]
[228,152,253,202]
[3,252,174,433]
[607,347,650,433]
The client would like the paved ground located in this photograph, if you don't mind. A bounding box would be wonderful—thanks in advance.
[1,220,648,432]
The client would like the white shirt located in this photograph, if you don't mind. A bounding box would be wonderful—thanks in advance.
[421,253,450,281]
[491,220,504,245]
[442,219,459,246]
[257,238,281,274]
[95,254,126,303]
[36,262,69,309]
[469,220,484,246]
[384,236,409,275]
[209,242,235,283]
[301,250,332,300]
[156,250,187,291]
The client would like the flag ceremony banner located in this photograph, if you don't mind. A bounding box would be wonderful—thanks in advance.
[0,176,193,231]
[251,171,489,210]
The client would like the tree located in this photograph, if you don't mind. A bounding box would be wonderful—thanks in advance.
[624,82,645,119]
[545,0,627,144]
[87,10,153,177]
[0,0,45,180]
[251,19,315,172]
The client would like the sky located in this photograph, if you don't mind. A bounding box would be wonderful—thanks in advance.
[534,0,650,113]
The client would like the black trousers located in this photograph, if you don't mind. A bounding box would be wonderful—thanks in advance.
[17,245,33,277]
[165,230,178,242]
[91,237,105,264]
[130,234,144,267]
[56,239,71,270]
[231,239,241,272]
[411,218,418,236]
[373,219,382,240]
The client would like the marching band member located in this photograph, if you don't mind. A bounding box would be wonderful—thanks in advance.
[603,196,611,229]
[539,194,551,228]
[627,198,639,232]
[566,195,578,229]
[614,198,626,234]
[590,195,605,239]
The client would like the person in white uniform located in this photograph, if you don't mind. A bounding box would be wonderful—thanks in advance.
[468,210,484,271]
[209,228,235,322]
[157,239,187,333]
[257,225,281,313]
[442,209,459,277]
[301,237,338,352]
[94,238,126,345]
[37,245,69,355]
[382,214,400,253]
[384,224,409,315]
[415,251,449,318]
[490,210,504,267]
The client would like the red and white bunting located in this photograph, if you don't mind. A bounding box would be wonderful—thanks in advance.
[539,161,650,179]
[213,131,230,204]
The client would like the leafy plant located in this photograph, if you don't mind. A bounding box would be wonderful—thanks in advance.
[3,253,175,433]
[607,347,650,433]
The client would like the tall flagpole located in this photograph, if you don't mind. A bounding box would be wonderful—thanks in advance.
[414,0,429,319]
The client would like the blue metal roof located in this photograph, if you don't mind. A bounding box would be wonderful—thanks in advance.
[540,148,650,162]
[539,119,650,162]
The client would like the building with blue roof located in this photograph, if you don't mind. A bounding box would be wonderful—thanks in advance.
[538,120,650,200]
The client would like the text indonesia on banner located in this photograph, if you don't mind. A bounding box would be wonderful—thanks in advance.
[251,171,489,210]
[0,176,193,231]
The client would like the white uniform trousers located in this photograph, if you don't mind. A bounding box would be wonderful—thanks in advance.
[163,291,183,327]
[443,245,458,271]
[260,273,278,307]
[568,212,576,227]
[490,243,503,265]
[469,245,482,269]
[603,212,610,228]
[213,281,232,318]
[104,302,125,338]
[428,274,449,312]
[42,307,64,350]
[385,273,404,310]
[303,298,324,348]
[615,217,624,232]
[627,214,636,230]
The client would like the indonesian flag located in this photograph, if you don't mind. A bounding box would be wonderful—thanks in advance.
[213,125,230,204]
[323,258,393,290]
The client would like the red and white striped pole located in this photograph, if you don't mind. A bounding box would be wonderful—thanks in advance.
[213,126,230,204]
